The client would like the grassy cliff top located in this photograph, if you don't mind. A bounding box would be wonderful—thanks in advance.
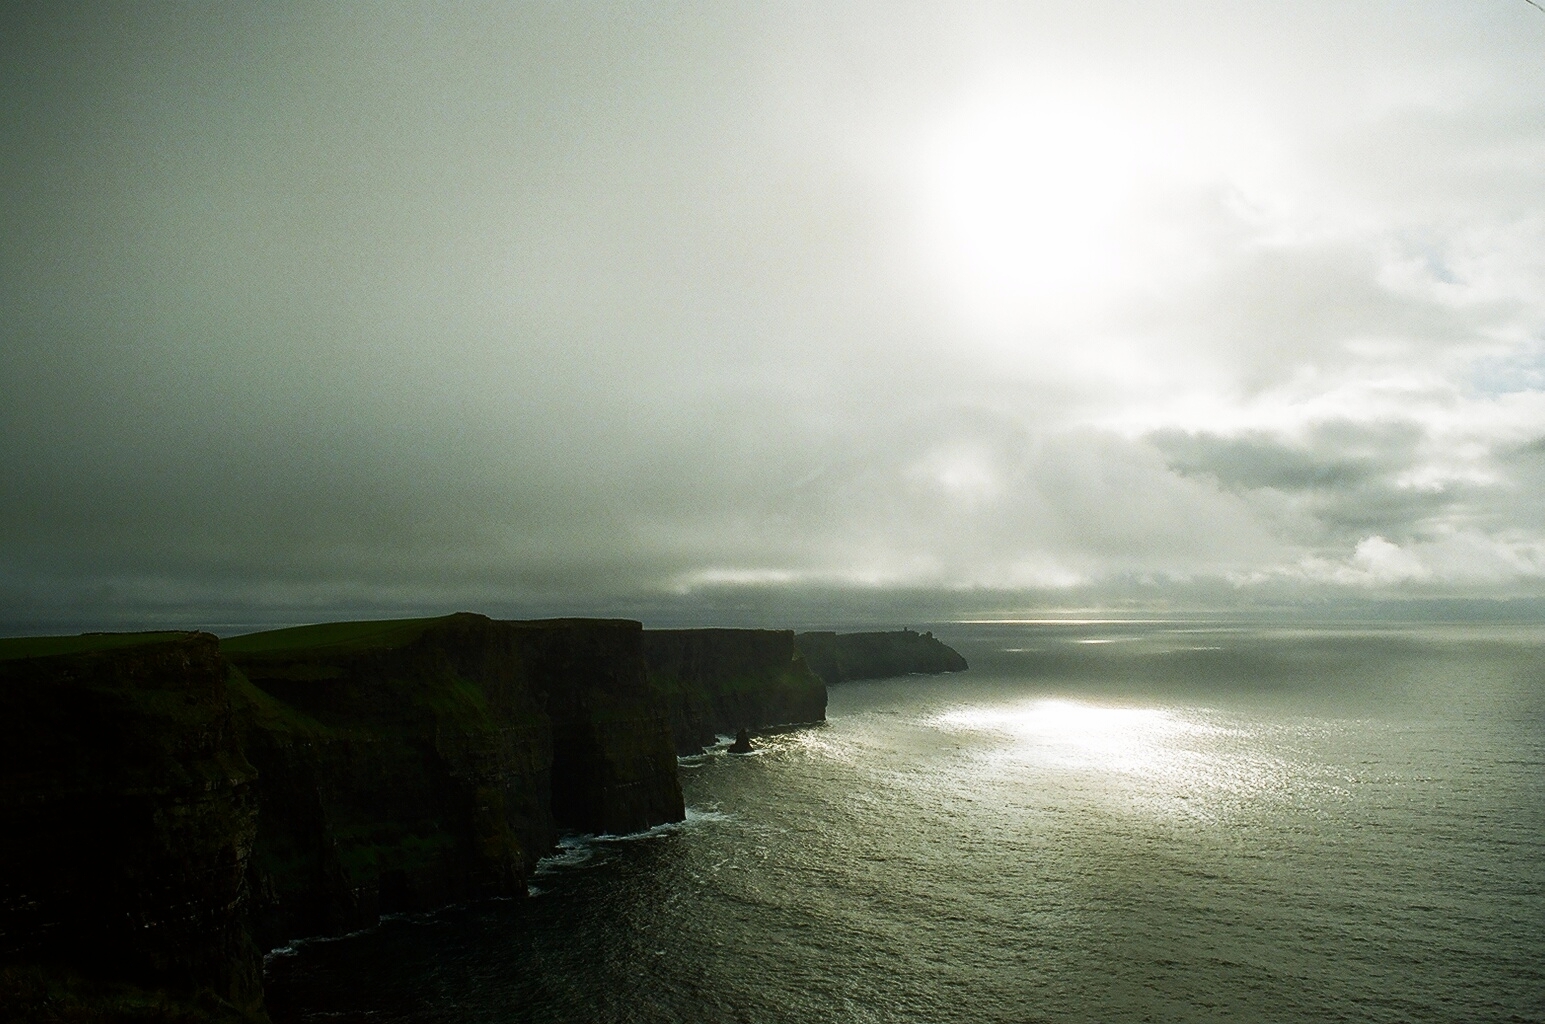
[0,631,195,662]
[221,616,455,656]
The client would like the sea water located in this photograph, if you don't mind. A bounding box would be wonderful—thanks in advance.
[264,622,1545,1023]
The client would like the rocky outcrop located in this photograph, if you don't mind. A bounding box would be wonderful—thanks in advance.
[642,629,827,754]
[794,629,968,685]
[0,632,264,1023]
[224,614,682,952]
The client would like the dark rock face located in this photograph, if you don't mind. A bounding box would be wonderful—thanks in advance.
[225,614,683,951]
[795,629,968,685]
[1,615,851,1020]
[642,629,827,754]
[523,619,685,836]
[227,614,544,949]
[0,632,264,1022]
[728,728,753,754]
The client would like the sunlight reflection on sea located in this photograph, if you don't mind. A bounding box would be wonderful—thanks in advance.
[266,623,1545,1024]
[926,698,1310,820]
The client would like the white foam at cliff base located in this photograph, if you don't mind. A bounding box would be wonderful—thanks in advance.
[263,925,380,963]
[535,806,732,874]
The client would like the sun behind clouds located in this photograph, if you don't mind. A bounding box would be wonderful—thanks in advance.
[910,69,1282,335]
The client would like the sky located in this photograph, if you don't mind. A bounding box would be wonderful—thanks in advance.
[4,1,1545,631]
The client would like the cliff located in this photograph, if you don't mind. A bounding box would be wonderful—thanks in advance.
[0,614,688,1022]
[1,615,860,1020]
[0,632,264,1023]
[794,629,968,685]
[642,629,827,754]
[223,614,683,951]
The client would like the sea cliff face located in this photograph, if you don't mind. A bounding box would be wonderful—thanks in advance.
[0,616,948,1021]
[522,619,685,835]
[642,629,827,754]
[0,632,264,1023]
[0,614,691,1022]
[225,614,682,951]
[795,629,968,685]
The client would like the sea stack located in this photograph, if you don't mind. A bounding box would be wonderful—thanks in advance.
[729,728,753,753]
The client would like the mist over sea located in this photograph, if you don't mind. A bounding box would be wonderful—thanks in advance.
[266,622,1545,1023]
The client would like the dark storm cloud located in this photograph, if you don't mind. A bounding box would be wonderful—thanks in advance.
[1151,426,1399,493]
[1149,419,1511,555]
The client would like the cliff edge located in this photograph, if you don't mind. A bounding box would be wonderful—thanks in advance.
[224,613,683,951]
[642,629,827,755]
[0,614,691,1022]
[794,629,968,685]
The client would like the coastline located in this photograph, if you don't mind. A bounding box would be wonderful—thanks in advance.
[0,615,966,1023]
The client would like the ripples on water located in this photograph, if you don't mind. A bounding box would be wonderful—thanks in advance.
[266,623,1545,1023]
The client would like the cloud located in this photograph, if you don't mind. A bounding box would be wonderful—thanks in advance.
[1321,535,1433,587]
[1151,425,1404,493]
[3,2,1545,628]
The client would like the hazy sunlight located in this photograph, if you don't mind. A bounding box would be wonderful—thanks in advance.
[912,72,1279,335]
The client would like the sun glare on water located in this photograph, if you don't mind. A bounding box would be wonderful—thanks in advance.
[937,699,1191,768]
[933,698,1289,810]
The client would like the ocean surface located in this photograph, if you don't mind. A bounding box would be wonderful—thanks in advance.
[264,622,1545,1023]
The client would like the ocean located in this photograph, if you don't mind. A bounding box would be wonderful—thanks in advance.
[264,622,1545,1023]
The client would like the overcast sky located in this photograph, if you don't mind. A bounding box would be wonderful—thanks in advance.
[4,1,1545,630]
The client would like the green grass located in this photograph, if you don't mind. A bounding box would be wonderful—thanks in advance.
[412,671,492,721]
[0,632,192,662]
[220,616,452,656]
[225,666,334,736]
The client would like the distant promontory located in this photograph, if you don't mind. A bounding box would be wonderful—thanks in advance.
[795,628,969,685]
